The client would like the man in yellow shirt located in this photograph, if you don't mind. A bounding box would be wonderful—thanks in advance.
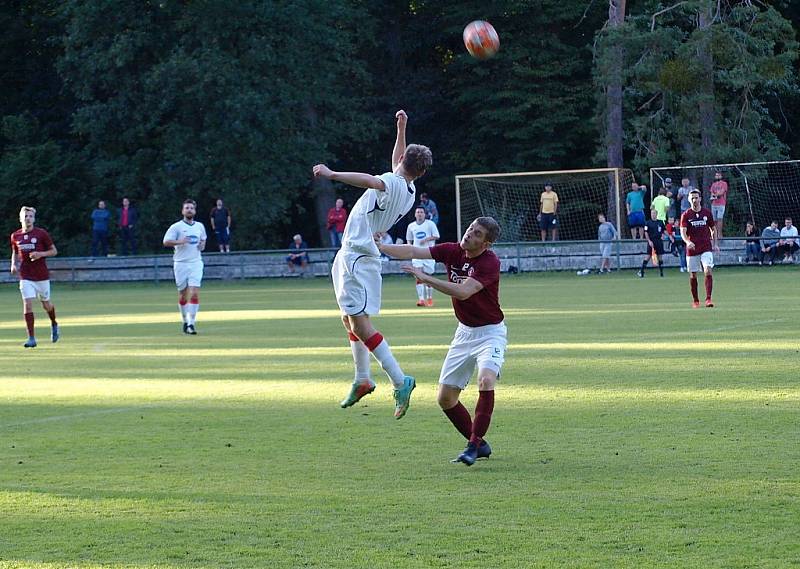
[651,187,671,222]
[538,183,559,241]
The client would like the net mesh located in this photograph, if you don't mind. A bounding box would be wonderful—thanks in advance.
[651,160,800,232]
[456,169,635,241]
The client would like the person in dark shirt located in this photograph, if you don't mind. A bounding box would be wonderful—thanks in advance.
[90,200,111,257]
[118,197,138,255]
[210,198,232,253]
[639,209,666,277]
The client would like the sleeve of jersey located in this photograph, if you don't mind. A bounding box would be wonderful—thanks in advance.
[377,173,396,194]
[429,243,456,264]
[470,256,500,288]
[431,222,440,239]
[679,212,688,229]
[163,226,176,243]
[201,223,207,240]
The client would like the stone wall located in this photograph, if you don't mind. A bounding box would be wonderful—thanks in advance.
[0,240,753,284]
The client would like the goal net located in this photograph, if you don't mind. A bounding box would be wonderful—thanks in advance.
[455,168,635,241]
[650,160,800,231]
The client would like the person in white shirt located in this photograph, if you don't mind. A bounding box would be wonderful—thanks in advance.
[163,199,207,335]
[778,217,799,263]
[312,110,432,420]
[406,206,439,306]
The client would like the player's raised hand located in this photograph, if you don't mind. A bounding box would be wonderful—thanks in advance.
[313,164,333,179]
[396,110,407,129]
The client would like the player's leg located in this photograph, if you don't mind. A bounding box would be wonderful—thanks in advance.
[184,266,202,333]
[19,283,36,347]
[639,247,649,277]
[38,282,58,342]
[415,278,426,306]
[657,254,664,277]
[702,253,715,307]
[438,340,476,442]
[424,264,435,306]
[687,255,701,307]
[339,314,375,408]
[463,325,505,464]
[174,263,190,333]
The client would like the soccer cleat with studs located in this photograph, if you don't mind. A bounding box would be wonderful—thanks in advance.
[416,300,426,307]
[340,379,376,408]
[453,442,478,466]
[426,298,434,307]
[393,376,416,419]
[186,324,197,335]
[182,323,189,334]
[51,324,59,343]
[23,336,37,348]
[692,301,701,309]
[705,298,714,308]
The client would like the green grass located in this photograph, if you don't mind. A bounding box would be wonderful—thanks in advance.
[0,267,798,568]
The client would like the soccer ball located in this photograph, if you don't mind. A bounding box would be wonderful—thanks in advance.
[463,20,500,60]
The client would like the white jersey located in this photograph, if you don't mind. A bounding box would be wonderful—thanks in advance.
[406,219,439,247]
[341,172,416,256]
[163,220,207,263]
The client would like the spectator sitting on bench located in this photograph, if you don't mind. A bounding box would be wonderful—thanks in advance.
[286,234,310,274]
[777,217,799,263]
[744,221,760,263]
[760,220,780,266]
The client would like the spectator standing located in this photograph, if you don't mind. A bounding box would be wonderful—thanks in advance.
[676,178,694,216]
[744,221,760,263]
[663,178,676,219]
[90,200,111,257]
[597,213,617,273]
[405,206,440,306]
[667,216,686,272]
[286,234,310,274]
[210,198,232,253]
[651,187,671,223]
[118,197,138,255]
[326,198,348,248]
[709,171,729,239]
[777,217,799,263]
[760,221,780,266]
[420,193,439,225]
[625,182,646,239]
[538,183,559,241]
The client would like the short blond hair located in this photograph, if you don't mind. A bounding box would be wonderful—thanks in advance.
[19,206,36,222]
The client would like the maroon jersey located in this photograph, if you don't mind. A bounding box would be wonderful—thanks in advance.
[429,242,503,327]
[10,227,53,281]
[680,208,714,256]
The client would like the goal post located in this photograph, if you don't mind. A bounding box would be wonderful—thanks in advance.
[650,159,800,231]
[455,168,635,241]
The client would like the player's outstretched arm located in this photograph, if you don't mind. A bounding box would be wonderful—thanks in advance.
[392,110,407,171]
[378,242,432,260]
[10,250,17,274]
[313,164,385,191]
[404,267,483,301]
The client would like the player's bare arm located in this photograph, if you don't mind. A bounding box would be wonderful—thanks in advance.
[313,164,386,191]
[392,110,407,171]
[164,237,189,247]
[378,242,432,260]
[403,266,484,301]
[29,245,57,261]
[680,226,694,249]
[199,239,206,252]
[10,250,17,274]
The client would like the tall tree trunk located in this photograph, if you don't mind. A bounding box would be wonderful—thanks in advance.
[696,5,717,196]
[606,0,626,225]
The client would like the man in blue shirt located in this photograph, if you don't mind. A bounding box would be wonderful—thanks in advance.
[90,200,111,257]
[625,183,647,239]
[420,193,439,225]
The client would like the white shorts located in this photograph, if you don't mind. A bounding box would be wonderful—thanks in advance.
[687,251,714,273]
[331,251,382,316]
[19,279,51,301]
[411,258,435,274]
[439,322,507,390]
[174,260,204,290]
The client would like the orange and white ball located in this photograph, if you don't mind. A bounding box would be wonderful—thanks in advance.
[463,20,500,60]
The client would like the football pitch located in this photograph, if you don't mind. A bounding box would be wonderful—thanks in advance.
[0,268,798,569]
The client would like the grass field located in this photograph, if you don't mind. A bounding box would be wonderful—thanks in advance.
[1,267,798,569]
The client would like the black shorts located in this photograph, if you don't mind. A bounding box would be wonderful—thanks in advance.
[540,213,557,229]
[647,241,665,257]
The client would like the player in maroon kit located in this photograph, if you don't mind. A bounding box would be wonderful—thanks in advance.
[10,207,59,347]
[378,216,506,466]
[680,190,718,308]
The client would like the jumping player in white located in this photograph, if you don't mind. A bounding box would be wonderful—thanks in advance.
[313,110,433,419]
[379,217,506,465]
[163,199,207,334]
[406,206,439,306]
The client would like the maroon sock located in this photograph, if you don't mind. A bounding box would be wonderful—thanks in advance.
[704,274,713,300]
[443,402,472,440]
[46,307,57,325]
[689,274,699,302]
[470,390,495,445]
[24,312,34,337]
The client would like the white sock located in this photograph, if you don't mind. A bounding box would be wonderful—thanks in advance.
[187,303,199,325]
[426,285,433,300]
[179,303,188,323]
[416,284,425,300]
[350,338,372,382]
[369,338,405,388]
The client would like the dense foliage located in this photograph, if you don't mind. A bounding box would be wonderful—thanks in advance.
[1,0,798,252]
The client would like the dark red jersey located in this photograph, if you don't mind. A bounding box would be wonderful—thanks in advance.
[429,242,504,327]
[680,208,714,256]
[10,227,53,281]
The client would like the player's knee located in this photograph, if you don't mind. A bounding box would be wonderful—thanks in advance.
[437,390,459,410]
[477,374,497,391]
